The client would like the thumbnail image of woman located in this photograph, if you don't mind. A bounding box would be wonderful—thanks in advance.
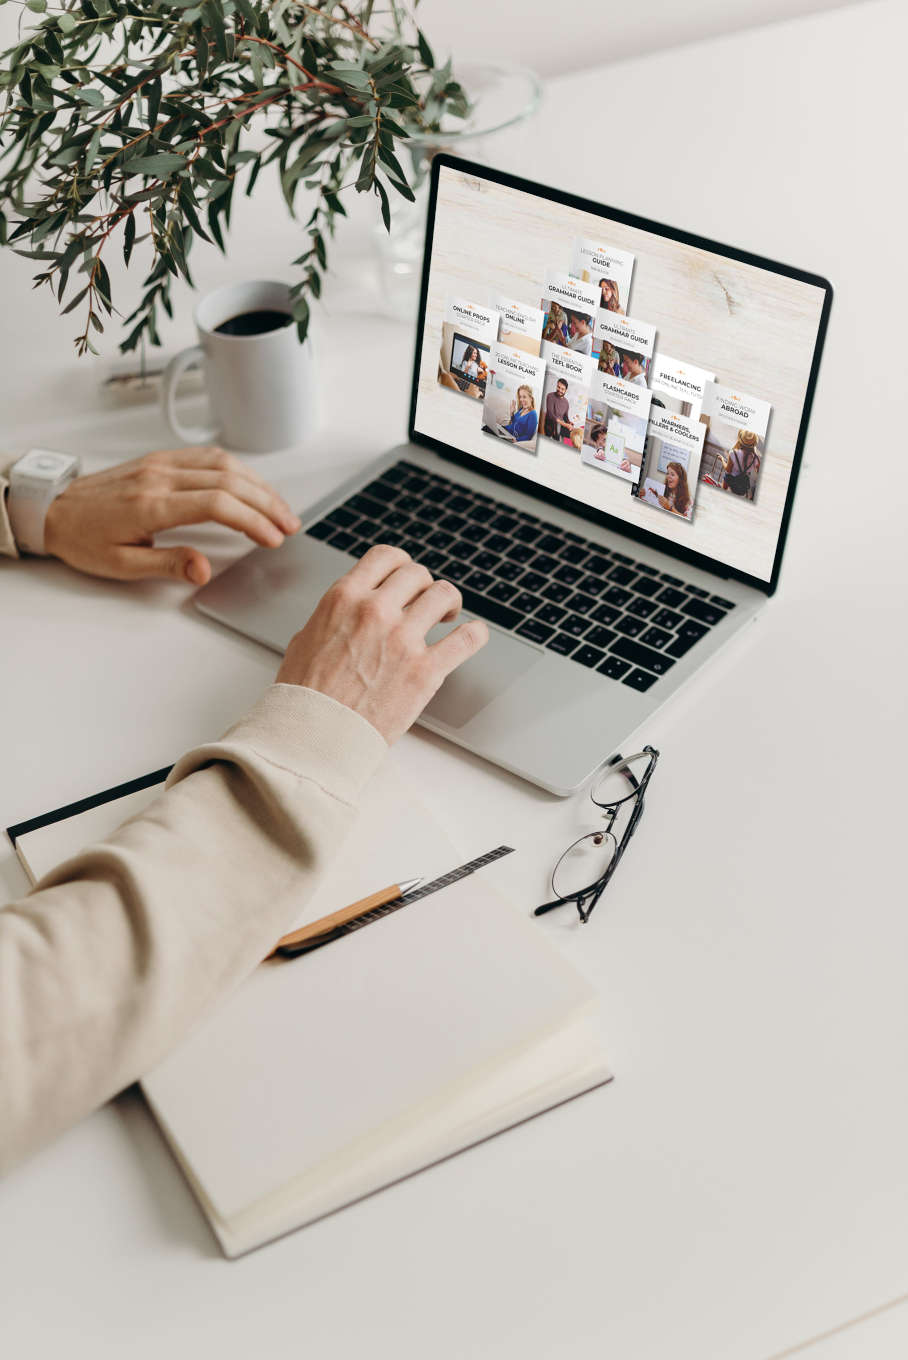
[460,344,482,382]
[597,340,622,378]
[598,278,626,315]
[500,384,538,444]
[722,429,761,499]
[542,301,569,345]
[645,461,692,518]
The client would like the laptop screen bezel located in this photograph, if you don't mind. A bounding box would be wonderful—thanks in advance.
[408,153,832,597]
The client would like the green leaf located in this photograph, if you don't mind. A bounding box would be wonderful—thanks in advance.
[146,76,161,130]
[26,0,47,12]
[416,29,434,67]
[85,125,103,171]
[58,12,77,32]
[79,87,104,108]
[121,153,187,175]
[123,210,136,265]
[374,176,390,232]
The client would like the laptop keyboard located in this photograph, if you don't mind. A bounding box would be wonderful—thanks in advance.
[305,460,735,692]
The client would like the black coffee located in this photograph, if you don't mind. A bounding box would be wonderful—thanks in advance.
[214,309,292,337]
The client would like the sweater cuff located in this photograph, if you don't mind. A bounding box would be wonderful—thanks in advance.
[0,472,19,560]
[169,684,388,807]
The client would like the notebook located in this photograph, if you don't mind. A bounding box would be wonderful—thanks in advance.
[7,758,612,1257]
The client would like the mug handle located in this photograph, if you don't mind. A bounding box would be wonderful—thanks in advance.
[162,345,219,445]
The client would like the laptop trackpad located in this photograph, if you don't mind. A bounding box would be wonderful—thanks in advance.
[424,620,542,729]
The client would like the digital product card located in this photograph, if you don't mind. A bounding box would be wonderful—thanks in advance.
[635,408,706,522]
[492,296,545,356]
[592,312,657,386]
[538,271,600,357]
[581,369,653,482]
[699,382,772,502]
[539,341,594,449]
[481,343,547,455]
[570,237,636,318]
[438,297,500,400]
[649,352,715,419]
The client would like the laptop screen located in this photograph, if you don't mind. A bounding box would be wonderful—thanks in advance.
[411,160,830,588]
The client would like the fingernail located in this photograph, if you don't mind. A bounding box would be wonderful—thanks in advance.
[286,514,302,533]
[186,560,205,584]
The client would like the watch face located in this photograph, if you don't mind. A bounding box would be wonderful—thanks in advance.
[15,449,79,480]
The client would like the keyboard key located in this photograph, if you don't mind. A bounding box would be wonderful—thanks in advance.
[512,591,540,614]
[491,513,518,533]
[489,580,517,603]
[531,553,558,575]
[710,594,735,610]
[585,552,611,573]
[537,602,566,626]
[651,607,683,630]
[380,463,411,484]
[628,597,657,619]
[494,559,525,582]
[609,564,637,587]
[328,529,355,551]
[396,494,424,516]
[440,512,467,533]
[631,575,661,598]
[622,667,659,692]
[517,618,555,646]
[561,613,590,637]
[604,585,631,608]
[684,584,708,598]
[660,572,683,585]
[612,551,633,565]
[566,591,596,615]
[549,631,580,656]
[657,586,686,609]
[554,563,583,585]
[522,570,548,594]
[350,492,385,518]
[598,655,630,680]
[464,570,494,593]
[324,505,358,528]
[461,521,489,543]
[615,614,646,638]
[458,587,521,632]
[634,562,658,576]
[306,520,334,541]
[592,601,621,626]
[471,550,501,573]
[381,510,410,530]
[449,494,472,514]
[666,620,709,658]
[586,625,616,650]
[559,543,589,565]
[361,479,397,502]
[486,533,512,555]
[513,522,539,543]
[538,533,563,554]
[641,626,672,649]
[578,574,607,595]
[506,542,536,563]
[467,502,496,523]
[542,581,572,604]
[612,637,677,675]
[428,529,454,549]
[683,597,728,627]
[420,548,448,572]
[573,644,606,669]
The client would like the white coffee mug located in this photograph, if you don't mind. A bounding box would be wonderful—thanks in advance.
[162,280,315,452]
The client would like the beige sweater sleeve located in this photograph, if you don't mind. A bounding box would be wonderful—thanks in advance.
[1,468,20,558]
[0,683,387,1173]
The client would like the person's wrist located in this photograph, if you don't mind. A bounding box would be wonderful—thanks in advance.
[42,487,71,560]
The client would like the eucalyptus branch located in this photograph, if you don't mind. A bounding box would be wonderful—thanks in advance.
[0,0,468,355]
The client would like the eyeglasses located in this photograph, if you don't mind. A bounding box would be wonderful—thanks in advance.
[534,746,660,924]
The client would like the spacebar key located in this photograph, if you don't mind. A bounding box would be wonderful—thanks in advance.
[458,585,522,632]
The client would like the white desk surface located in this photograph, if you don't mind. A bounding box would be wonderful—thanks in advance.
[2,3,907,1357]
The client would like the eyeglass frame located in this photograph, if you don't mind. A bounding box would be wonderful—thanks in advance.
[534,745,660,924]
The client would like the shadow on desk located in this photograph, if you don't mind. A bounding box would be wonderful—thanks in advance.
[113,1087,221,1259]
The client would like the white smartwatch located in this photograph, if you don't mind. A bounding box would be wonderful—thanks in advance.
[7,449,81,556]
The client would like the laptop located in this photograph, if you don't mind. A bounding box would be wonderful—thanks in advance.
[194,155,832,795]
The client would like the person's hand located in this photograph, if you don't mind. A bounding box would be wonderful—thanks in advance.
[276,545,490,744]
[43,445,301,584]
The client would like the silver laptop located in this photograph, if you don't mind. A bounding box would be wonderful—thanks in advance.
[194,156,831,795]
